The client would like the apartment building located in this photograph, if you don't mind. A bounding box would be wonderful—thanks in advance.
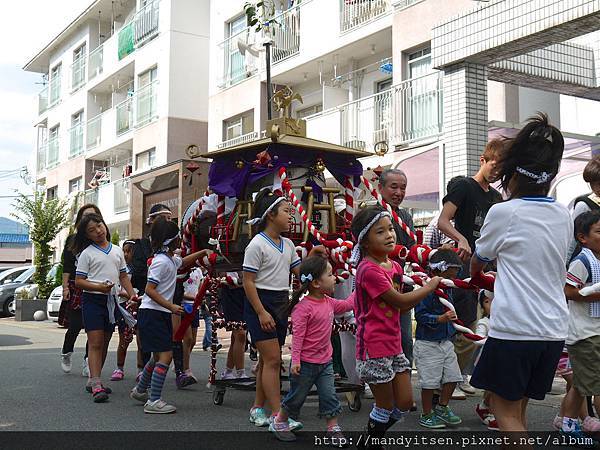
[24,0,210,245]
[208,0,600,220]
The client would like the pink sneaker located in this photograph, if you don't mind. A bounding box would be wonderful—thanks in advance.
[583,416,600,433]
[552,415,562,431]
[110,368,124,381]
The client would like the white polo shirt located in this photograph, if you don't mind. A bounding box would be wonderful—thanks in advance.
[475,197,572,341]
[76,243,127,294]
[242,232,301,291]
[140,253,183,313]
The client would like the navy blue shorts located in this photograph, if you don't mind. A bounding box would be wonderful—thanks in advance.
[220,287,245,322]
[137,308,173,353]
[470,337,564,401]
[243,289,288,346]
[81,292,115,333]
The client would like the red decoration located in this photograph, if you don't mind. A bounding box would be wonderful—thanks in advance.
[254,150,273,168]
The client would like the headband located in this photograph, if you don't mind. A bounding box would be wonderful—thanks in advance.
[515,166,552,184]
[246,196,286,225]
[348,211,392,265]
[429,260,462,272]
[146,208,171,224]
[123,240,136,247]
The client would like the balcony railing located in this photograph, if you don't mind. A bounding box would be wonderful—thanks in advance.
[305,71,443,151]
[49,78,61,107]
[217,29,259,89]
[116,97,133,135]
[86,115,102,150]
[340,0,391,33]
[37,142,47,171]
[84,188,98,206]
[217,131,259,149]
[47,136,59,168]
[88,45,103,80]
[113,178,130,213]
[135,81,158,127]
[395,0,422,10]
[69,123,84,157]
[271,5,301,64]
[135,0,159,46]
[71,57,86,91]
[38,87,48,115]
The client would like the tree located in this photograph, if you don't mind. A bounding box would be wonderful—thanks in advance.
[111,229,120,245]
[12,192,70,299]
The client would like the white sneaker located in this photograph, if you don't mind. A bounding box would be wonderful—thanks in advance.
[82,357,90,377]
[60,352,72,373]
[235,369,249,379]
[144,398,176,414]
[363,385,374,399]
[221,368,237,380]
[458,375,477,395]
[451,386,466,400]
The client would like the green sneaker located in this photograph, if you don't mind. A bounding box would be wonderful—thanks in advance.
[249,407,269,427]
[435,405,462,425]
[419,412,446,429]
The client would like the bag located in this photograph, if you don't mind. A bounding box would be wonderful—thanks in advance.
[573,193,600,211]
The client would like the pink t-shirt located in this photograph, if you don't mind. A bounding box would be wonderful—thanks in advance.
[291,294,354,365]
[355,259,403,360]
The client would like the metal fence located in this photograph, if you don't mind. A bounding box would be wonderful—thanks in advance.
[88,45,103,80]
[69,124,84,157]
[135,0,159,46]
[340,0,391,33]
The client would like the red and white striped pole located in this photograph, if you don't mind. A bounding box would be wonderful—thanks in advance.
[344,176,354,225]
[216,195,225,226]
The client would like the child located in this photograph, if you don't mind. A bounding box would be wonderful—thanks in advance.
[218,281,247,380]
[111,239,137,381]
[559,210,600,438]
[350,206,441,444]
[129,217,212,413]
[472,290,499,431]
[242,188,324,432]
[272,257,354,442]
[73,214,137,403]
[414,249,464,429]
[469,113,572,432]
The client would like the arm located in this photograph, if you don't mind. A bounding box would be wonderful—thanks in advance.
[74,275,112,293]
[181,249,213,269]
[62,273,71,301]
[331,293,355,315]
[438,201,470,260]
[379,277,442,313]
[119,271,136,301]
[290,305,309,372]
[564,284,600,303]
[183,293,196,301]
[470,254,488,278]
[145,282,183,314]
[242,271,275,332]
[414,297,441,326]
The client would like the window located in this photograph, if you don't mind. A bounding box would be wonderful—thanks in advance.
[136,148,156,171]
[406,47,439,140]
[223,110,254,141]
[408,47,432,79]
[49,63,62,105]
[47,186,58,200]
[69,177,82,194]
[48,125,60,167]
[72,44,86,90]
[138,67,157,88]
[296,104,323,119]
[136,67,158,126]
[225,15,248,85]
[70,111,84,156]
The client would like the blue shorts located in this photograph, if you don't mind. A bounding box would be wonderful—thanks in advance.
[81,292,115,333]
[243,289,288,346]
[470,337,564,401]
[220,287,245,322]
[137,308,173,353]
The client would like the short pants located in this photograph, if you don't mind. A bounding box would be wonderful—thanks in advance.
[356,352,411,384]
[243,289,288,346]
[220,287,245,322]
[137,308,173,353]
[81,292,115,333]
[414,339,463,389]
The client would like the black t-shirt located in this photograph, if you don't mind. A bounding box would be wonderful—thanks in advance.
[442,177,502,253]
[61,235,77,281]
[392,207,416,248]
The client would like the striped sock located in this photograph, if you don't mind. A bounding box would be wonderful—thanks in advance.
[149,363,169,401]
[136,359,155,392]
[390,407,408,423]
[369,405,392,424]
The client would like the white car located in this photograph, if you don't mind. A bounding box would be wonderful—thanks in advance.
[47,286,63,322]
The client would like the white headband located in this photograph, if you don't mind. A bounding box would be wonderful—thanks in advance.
[348,211,392,265]
[163,233,180,246]
[146,208,171,224]
[246,196,286,226]
[515,166,552,184]
[429,260,462,272]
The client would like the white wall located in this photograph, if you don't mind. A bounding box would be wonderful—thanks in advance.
[518,87,561,128]
[560,95,600,137]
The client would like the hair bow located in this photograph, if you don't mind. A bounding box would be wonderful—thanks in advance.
[300,273,313,283]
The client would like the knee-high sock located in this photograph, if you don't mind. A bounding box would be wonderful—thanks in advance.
[136,359,155,392]
[149,362,169,401]
[172,341,184,375]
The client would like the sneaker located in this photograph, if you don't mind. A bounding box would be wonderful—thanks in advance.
[458,376,477,395]
[560,418,589,441]
[552,415,563,431]
[419,411,446,429]
[130,386,148,403]
[86,383,112,394]
[249,407,270,427]
[287,417,303,432]
[185,370,198,384]
[583,415,600,433]
[268,419,296,442]
[221,368,237,380]
[92,386,109,403]
[176,373,194,389]
[235,369,249,379]
[110,368,124,381]
[487,415,500,431]
[60,352,72,373]
[326,425,349,448]
[136,371,142,383]
[363,385,374,399]
[144,398,177,414]
[434,405,462,425]
[475,402,492,425]
[451,386,466,400]
[82,357,89,378]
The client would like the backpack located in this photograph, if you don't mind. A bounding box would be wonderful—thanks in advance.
[574,193,600,211]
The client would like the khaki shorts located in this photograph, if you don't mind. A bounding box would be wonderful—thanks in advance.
[414,339,464,389]
[567,335,600,396]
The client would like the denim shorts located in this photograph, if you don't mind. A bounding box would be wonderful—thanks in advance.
[281,360,341,420]
[81,292,115,333]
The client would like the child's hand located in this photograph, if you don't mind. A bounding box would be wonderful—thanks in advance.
[170,304,184,315]
[98,282,114,294]
[258,310,276,332]
[426,276,442,291]
[437,310,457,323]
[290,364,301,376]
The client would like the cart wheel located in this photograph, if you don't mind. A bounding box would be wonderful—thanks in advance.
[348,392,361,412]
[213,389,225,405]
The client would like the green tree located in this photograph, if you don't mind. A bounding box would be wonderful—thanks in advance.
[111,229,120,245]
[12,192,70,299]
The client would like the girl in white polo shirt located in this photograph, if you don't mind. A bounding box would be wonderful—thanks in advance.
[73,213,137,403]
[469,113,572,432]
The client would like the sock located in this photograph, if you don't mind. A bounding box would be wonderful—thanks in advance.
[390,408,408,423]
[327,424,341,432]
[136,359,155,392]
[117,365,124,371]
[149,362,169,402]
[369,405,392,424]
[562,417,578,432]
[172,341,184,375]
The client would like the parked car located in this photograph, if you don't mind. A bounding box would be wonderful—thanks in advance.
[0,266,36,316]
[0,266,31,285]
[47,286,63,322]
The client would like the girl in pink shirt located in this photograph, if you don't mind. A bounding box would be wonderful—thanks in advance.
[350,206,441,445]
[272,257,354,443]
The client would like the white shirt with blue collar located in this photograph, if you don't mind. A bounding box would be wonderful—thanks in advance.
[76,243,128,294]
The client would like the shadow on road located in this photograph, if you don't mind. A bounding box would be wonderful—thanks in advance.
[0,334,32,347]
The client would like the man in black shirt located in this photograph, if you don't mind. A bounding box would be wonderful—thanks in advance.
[438,139,503,397]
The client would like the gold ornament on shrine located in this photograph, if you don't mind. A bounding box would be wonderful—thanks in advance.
[267,86,307,142]
[314,158,326,173]
[235,160,245,169]
[374,140,389,156]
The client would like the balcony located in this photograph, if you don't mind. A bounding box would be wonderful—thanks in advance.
[86,115,102,151]
[48,78,61,108]
[71,57,86,92]
[69,123,84,157]
[271,5,301,64]
[116,98,133,135]
[37,142,47,172]
[217,29,259,89]
[217,131,260,149]
[305,71,443,151]
[85,177,130,222]
[88,45,103,80]
[134,81,158,128]
[38,86,48,115]
[134,0,159,46]
[47,135,59,169]
[113,178,130,214]
[340,0,392,34]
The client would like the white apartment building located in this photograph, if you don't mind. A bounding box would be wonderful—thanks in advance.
[24,0,210,243]
[208,0,600,221]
